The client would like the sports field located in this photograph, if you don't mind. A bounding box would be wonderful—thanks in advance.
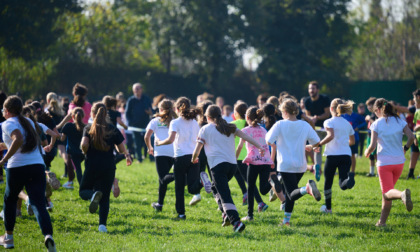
[1,154,419,251]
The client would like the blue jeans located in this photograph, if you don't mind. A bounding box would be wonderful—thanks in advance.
[4,164,53,235]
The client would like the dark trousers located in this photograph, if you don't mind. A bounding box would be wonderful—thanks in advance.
[125,133,135,158]
[133,131,146,162]
[155,156,175,205]
[237,161,263,203]
[174,155,202,215]
[324,155,351,209]
[210,162,240,224]
[234,161,247,195]
[279,172,305,213]
[43,147,57,170]
[66,153,84,184]
[4,164,53,235]
[247,164,271,217]
[79,166,115,225]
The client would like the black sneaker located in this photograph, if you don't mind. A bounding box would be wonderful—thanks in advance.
[347,172,355,189]
[406,174,415,180]
[151,203,162,212]
[174,214,186,220]
[89,191,103,213]
[233,221,246,233]
[366,173,375,177]
[222,213,231,227]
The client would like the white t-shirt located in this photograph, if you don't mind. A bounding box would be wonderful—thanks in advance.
[146,117,174,157]
[370,117,407,166]
[197,123,237,168]
[2,117,45,168]
[169,117,199,157]
[38,122,49,134]
[266,120,320,173]
[323,117,354,156]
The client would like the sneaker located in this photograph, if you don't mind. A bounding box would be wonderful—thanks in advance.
[15,210,22,218]
[44,235,56,252]
[401,189,413,212]
[62,181,74,189]
[375,221,386,227]
[306,180,321,201]
[347,172,355,189]
[25,200,34,216]
[112,178,120,198]
[406,174,415,180]
[232,221,246,233]
[46,172,60,190]
[314,164,321,181]
[174,214,186,220]
[89,191,103,213]
[98,224,107,233]
[0,210,3,220]
[280,202,286,211]
[242,193,248,206]
[45,182,53,198]
[46,201,54,212]
[151,202,162,212]
[258,202,269,213]
[320,205,332,214]
[241,215,254,221]
[200,172,212,193]
[189,194,201,206]
[0,234,14,249]
[222,213,231,227]
[269,189,278,202]
[279,221,290,227]
[366,173,376,177]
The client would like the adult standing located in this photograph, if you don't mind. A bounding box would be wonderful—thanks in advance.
[125,83,153,163]
[304,81,331,181]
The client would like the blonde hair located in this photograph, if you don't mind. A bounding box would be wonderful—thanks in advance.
[155,99,177,126]
[331,98,354,116]
[46,92,64,116]
[280,98,299,115]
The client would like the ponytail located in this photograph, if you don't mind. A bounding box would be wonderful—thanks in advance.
[72,83,88,107]
[72,107,86,132]
[88,103,111,151]
[246,106,264,127]
[374,98,399,121]
[262,103,276,130]
[23,105,42,136]
[234,102,248,120]
[154,99,177,126]
[176,97,201,120]
[206,105,236,137]
[331,98,354,116]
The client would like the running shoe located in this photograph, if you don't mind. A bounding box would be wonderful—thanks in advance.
[46,172,61,190]
[98,225,108,233]
[25,200,34,216]
[241,215,254,221]
[280,202,285,211]
[314,164,321,181]
[347,172,355,189]
[269,189,278,202]
[151,203,162,212]
[44,235,56,252]
[112,178,120,198]
[242,193,248,206]
[401,189,413,212]
[89,191,103,213]
[189,194,201,206]
[174,214,186,220]
[375,221,386,227]
[279,221,290,227]
[200,172,212,193]
[46,201,54,212]
[320,205,332,214]
[306,180,321,201]
[232,221,245,233]
[0,234,14,249]
[45,182,53,198]
[62,181,74,189]
[366,173,376,177]
[258,202,269,213]
[222,213,231,227]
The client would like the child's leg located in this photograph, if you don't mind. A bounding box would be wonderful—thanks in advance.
[324,156,337,210]
[338,155,353,190]
[173,156,188,216]
[155,156,175,205]
[279,172,305,223]
[247,165,259,218]
[95,169,115,226]
[258,165,272,195]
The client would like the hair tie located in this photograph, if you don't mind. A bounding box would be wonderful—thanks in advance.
[36,108,41,112]
[384,102,387,106]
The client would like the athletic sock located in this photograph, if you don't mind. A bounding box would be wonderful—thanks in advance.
[283,212,292,224]
[408,168,414,177]
[5,234,12,240]
[370,166,375,174]
[300,186,308,195]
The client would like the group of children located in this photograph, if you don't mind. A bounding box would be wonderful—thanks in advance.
[0,84,417,250]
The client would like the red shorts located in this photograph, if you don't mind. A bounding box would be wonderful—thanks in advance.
[377,163,404,194]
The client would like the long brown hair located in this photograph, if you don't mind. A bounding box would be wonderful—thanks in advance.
[4,96,39,153]
[246,106,264,127]
[374,98,399,121]
[197,100,213,127]
[206,105,236,137]
[22,105,43,136]
[72,107,86,132]
[72,83,88,107]
[262,103,276,130]
[176,97,200,120]
[154,99,177,126]
[88,102,111,151]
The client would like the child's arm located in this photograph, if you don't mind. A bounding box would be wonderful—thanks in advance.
[349,135,355,146]
[403,125,415,153]
[144,129,154,155]
[192,142,204,163]
[155,131,176,146]
[116,142,132,166]
[80,136,89,154]
[44,128,58,153]
[117,117,128,130]
[56,114,72,129]
[364,131,378,157]
[269,142,276,170]
[235,130,264,156]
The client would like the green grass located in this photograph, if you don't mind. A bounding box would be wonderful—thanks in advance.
[1,153,419,251]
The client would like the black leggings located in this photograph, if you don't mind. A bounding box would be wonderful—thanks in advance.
[155,156,175,205]
[66,153,84,184]
[237,161,263,203]
[234,161,247,195]
[174,155,202,215]
[279,172,305,213]
[324,155,351,209]
[247,164,271,217]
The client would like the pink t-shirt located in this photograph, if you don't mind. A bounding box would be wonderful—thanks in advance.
[242,126,273,165]
[68,101,92,124]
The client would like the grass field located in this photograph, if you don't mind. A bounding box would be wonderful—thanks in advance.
[0,152,419,251]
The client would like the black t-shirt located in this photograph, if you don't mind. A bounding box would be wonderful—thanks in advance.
[304,94,331,127]
[38,114,57,149]
[62,123,83,156]
[83,123,124,169]
[107,109,121,127]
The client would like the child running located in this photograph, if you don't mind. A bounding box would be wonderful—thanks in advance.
[145,99,176,212]
[314,99,356,213]
[266,99,321,226]
[364,98,414,227]
[80,102,132,233]
[155,97,212,220]
[192,105,265,232]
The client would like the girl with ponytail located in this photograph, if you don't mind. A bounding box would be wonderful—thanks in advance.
[144,99,176,212]
[0,96,56,250]
[236,106,284,221]
[155,96,212,220]
[310,98,356,214]
[364,98,415,226]
[79,102,132,233]
[192,105,265,232]
[60,108,86,188]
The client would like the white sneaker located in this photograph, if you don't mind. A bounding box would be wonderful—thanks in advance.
[269,189,278,202]
[320,205,332,214]
[0,210,3,220]
[280,202,285,211]
[189,194,201,206]
[62,181,74,189]
[44,235,56,252]
[200,172,212,193]
[46,201,54,212]
[98,225,107,233]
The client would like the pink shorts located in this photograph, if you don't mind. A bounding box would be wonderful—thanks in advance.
[377,163,404,194]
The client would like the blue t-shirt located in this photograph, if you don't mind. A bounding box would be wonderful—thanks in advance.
[342,112,367,142]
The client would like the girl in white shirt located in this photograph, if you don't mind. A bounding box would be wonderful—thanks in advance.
[145,99,176,212]
[192,105,264,232]
[364,98,414,227]
[156,97,211,220]
[266,99,321,226]
[310,99,355,213]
